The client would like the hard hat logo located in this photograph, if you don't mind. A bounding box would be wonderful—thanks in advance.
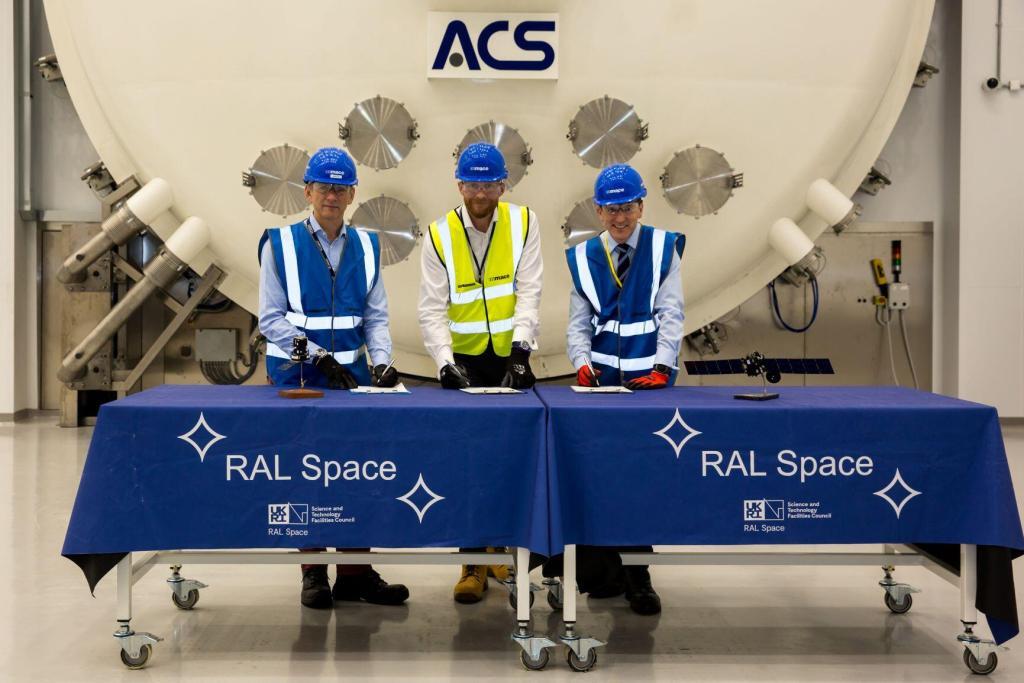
[304,147,358,186]
[594,163,647,206]
[456,143,508,182]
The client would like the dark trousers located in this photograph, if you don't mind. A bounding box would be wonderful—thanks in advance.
[542,545,652,592]
[454,342,507,387]
[300,547,372,575]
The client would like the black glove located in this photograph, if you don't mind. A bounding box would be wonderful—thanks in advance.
[501,345,536,389]
[313,352,358,390]
[439,363,471,389]
[372,363,399,388]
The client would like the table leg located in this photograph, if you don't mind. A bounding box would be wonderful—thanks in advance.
[558,544,604,672]
[957,544,1003,675]
[510,547,556,670]
[113,553,162,669]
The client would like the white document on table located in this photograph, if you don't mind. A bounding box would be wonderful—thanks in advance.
[459,387,522,395]
[570,386,633,394]
[349,383,411,394]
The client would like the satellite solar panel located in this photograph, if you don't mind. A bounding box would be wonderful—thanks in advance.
[683,356,835,376]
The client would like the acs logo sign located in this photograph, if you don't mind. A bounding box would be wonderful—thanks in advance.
[428,13,558,79]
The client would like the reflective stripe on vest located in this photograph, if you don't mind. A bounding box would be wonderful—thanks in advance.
[284,311,362,330]
[266,343,362,365]
[428,202,528,356]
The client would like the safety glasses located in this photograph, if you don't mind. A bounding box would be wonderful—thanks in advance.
[309,182,352,195]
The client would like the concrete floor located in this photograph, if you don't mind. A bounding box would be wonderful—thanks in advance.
[1,415,1022,681]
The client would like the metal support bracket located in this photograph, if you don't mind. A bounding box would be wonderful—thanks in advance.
[112,264,225,392]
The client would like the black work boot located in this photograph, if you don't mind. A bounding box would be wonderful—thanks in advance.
[301,566,333,609]
[333,568,409,606]
[624,566,661,615]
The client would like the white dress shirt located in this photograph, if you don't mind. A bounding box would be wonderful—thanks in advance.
[418,204,543,370]
[566,227,684,370]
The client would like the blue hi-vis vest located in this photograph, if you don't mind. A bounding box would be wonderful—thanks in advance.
[259,221,380,387]
[566,226,686,386]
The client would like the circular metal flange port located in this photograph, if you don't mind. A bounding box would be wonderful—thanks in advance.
[245,144,310,217]
[342,95,418,170]
[568,95,645,168]
[661,145,739,217]
[350,195,421,266]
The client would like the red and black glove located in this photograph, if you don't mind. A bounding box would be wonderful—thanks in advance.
[576,364,602,387]
[624,364,671,390]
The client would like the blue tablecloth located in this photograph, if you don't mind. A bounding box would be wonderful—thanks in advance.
[536,385,1024,642]
[63,385,548,588]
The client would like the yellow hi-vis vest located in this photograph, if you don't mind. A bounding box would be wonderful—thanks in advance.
[428,202,529,357]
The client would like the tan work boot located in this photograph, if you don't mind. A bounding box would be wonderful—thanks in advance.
[486,547,511,581]
[454,565,488,604]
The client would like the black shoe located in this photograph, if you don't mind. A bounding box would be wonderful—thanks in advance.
[301,566,333,609]
[624,567,661,615]
[333,568,409,606]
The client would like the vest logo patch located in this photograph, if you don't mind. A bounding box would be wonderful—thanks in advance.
[457,282,478,290]
[489,274,511,282]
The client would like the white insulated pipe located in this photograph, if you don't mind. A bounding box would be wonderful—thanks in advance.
[768,218,815,266]
[57,178,173,283]
[57,217,210,383]
[806,178,860,232]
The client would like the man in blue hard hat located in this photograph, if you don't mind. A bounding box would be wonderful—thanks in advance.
[418,142,544,603]
[559,163,687,615]
[258,147,408,609]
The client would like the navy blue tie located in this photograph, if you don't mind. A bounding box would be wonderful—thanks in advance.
[615,243,630,281]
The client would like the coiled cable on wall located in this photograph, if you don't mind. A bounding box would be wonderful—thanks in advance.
[768,275,819,333]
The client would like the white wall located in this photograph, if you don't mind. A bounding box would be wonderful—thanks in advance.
[859,0,960,397]
[2,0,40,418]
[957,0,1024,416]
[1,0,17,418]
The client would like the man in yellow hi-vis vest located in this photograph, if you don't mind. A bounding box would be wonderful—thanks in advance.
[418,142,543,603]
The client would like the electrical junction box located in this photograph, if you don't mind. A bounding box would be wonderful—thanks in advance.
[887,282,910,310]
[195,329,237,362]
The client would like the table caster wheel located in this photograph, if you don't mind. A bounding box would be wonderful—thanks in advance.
[567,647,597,672]
[509,590,536,610]
[521,648,549,671]
[172,589,200,610]
[547,590,563,611]
[963,648,998,675]
[884,592,911,614]
[120,643,152,669]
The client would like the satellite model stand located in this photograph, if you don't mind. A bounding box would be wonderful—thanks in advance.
[683,352,835,401]
[278,336,324,399]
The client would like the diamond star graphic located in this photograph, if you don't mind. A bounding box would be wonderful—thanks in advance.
[873,468,922,519]
[396,473,445,524]
[177,412,226,463]
[653,408,702,458]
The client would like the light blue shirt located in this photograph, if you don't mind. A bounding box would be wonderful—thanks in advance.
[258,214,392,366]
[566,227,685,370]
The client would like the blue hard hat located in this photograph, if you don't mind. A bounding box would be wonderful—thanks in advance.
[593,164,647,206]
[303,147,358,185]
[456,143,508,182]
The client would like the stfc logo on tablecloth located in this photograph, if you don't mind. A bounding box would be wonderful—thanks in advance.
[268,503,308,525]
[743,499,785,522]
